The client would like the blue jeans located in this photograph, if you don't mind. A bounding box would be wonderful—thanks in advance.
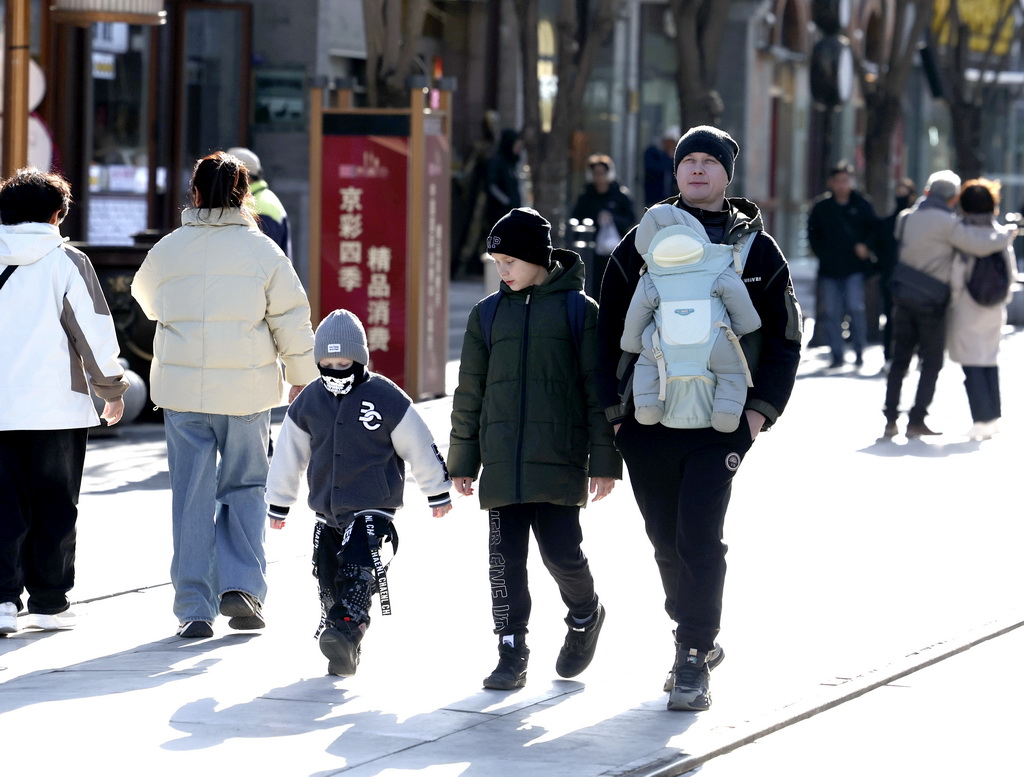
[820,274,867,361]
[164,409,271,623]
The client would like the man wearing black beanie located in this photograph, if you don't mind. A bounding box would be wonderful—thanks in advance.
[596,126,803,711]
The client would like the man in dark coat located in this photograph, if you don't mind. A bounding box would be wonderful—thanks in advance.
[806,162,879,368]
[596,126,802,712]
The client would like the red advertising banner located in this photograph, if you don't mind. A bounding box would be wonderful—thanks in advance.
[320,134,409,387]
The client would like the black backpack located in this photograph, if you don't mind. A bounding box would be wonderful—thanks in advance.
[965,250,1011,307]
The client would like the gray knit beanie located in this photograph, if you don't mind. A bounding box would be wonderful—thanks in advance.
[314,309,369,365]
[673,126,740,182]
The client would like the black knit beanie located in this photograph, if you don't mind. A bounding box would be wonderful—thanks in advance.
[486,207,553,268]
[673,126,740,183]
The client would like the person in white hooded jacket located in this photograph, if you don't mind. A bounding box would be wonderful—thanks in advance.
[131,151,319,639]
[0,168,127,636]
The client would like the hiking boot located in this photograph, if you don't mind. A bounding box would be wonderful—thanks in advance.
[0,602,18,635]
[667,643,725,711]
[555,603,606,678]
[177,620,214,639]
[319,620,366,676]
[220,590,265,630]
[906,422,941,438]
[662,641,725,692]
[483,638,529,690]
[883,421,898,438]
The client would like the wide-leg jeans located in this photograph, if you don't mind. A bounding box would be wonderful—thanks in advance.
[164,409,270,623]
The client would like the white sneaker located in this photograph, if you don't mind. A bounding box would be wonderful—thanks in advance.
[0,601,18,635]
[23,610,77,631]
[968,420,998,440]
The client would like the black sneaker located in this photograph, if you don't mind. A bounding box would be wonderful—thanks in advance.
[555,603,606,678]
[483,639,529,690]
[662,641,725,692]
[667,643,725,711]
[220,591,265,630]
[319,620,366,676]
[177,620,214,639]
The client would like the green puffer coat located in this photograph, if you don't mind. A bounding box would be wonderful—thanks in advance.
[449,249,622,509]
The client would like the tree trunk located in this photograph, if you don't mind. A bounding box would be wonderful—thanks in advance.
[669,0,731,129]
[361,0,430,108]
[515,0,617,238]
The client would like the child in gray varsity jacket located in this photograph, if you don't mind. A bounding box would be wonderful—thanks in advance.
[266,309,452,676]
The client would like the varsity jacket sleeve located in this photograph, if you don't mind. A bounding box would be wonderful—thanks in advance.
[63,248,128,401]
[391,406,453,509]
[448,304,487,478]
[264,410,313,522]
[620,275,657,354]
[742,233,802,428]
[262,250,320,388]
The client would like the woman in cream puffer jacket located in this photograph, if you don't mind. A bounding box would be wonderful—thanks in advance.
[132,151,318,638]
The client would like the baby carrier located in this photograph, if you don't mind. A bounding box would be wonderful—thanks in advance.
[621,205,761,431]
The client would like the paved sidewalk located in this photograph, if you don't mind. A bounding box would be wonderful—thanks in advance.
[3,276,1023,776]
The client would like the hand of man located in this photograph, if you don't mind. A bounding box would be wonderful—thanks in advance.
[745,409,766,441]
[101,397,125,426]
[453,477,475,496]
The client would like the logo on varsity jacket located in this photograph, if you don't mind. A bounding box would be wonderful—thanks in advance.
[359,400,383,430]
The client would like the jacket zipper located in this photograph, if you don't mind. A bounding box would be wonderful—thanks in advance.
[514,292,532,503]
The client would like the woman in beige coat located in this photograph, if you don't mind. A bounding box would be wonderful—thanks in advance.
[947,178,1017,440]
[132,152,319,638]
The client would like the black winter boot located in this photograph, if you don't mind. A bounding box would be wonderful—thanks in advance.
[555,603,606,678]
[667,642,725,711]
[319,619,367,676]
[483,636,529,690]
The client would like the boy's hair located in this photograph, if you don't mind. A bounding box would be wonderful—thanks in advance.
[0,168,73,225]
[959,178,1000,215]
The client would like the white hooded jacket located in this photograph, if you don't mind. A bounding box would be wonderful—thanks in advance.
[0,223,127,430]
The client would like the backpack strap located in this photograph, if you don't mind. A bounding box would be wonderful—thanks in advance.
[0,264,17,292]
[566,289,587,351]
[480,288,587,354]
[478,290,503,353]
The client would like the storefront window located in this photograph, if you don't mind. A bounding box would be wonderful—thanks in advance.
[179,5,246,201]
[88,22,156,245]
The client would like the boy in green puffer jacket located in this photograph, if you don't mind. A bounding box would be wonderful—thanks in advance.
[448,207,622,690]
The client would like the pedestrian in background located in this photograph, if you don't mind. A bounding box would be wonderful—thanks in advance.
[227,146,291,259]
[946,179,1016,440]
[875,177,917,362]
[483,129,524,236]
[807,162,879,368]
[449,207,621,691]
[570,154,636,298]
[265,309,452,677]
[0,169,128,636]
[131,151,319,639]
[596,126,802,712]
[882,169,1016,439]
[643,125,679,207]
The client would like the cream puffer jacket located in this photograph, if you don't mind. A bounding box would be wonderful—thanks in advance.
[131,208,319,415]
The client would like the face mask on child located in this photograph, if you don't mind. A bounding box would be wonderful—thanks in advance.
[319,363,366,396]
